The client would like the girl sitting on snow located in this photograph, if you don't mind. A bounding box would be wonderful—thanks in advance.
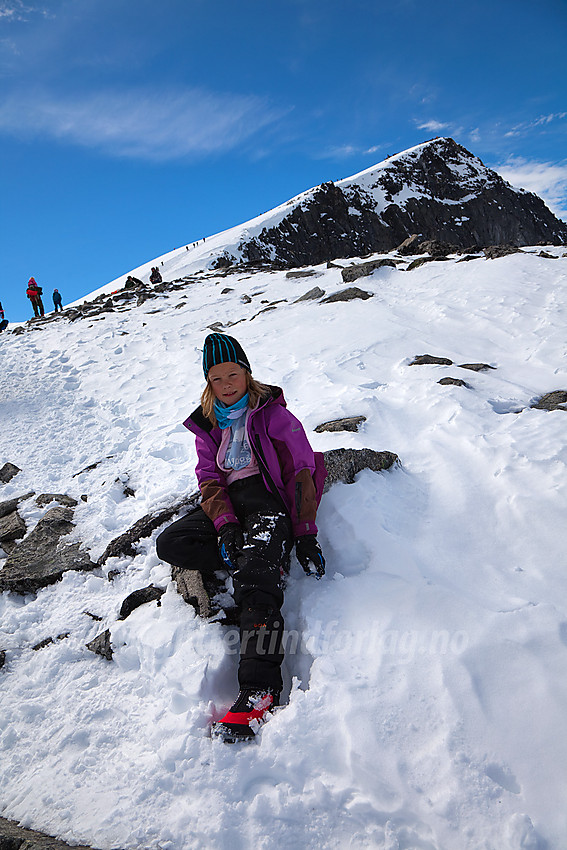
[156,332,326,741]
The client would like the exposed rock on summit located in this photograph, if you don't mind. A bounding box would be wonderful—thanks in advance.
[234,138,567,268]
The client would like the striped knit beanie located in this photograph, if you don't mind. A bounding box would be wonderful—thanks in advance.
[202,333,251,378]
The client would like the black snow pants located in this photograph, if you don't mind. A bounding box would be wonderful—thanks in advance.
[156,475,293,693]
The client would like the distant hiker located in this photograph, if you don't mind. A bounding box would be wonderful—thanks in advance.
[26,277,45,318]
[0,301,7,332]
[156,333,327,743]
[52,289,63,312]
[149,267,162,284]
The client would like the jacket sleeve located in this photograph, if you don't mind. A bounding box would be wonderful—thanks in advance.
[265,407,320,537]
[194,432,238,532]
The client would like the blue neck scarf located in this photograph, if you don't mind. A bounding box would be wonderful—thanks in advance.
[214,392,249,430]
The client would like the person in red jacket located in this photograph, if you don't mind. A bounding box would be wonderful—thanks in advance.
[26,278,45,318]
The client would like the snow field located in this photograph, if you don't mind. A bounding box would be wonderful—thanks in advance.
[1,250,567,849]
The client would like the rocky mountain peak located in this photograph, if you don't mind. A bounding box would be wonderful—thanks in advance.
[229,137,567,269]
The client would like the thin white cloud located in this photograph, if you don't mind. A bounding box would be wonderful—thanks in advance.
[0,1,47,20]
[504,112,567,138]
[416,119,450,133]
[494,156,567,220]
[0,87,283,160]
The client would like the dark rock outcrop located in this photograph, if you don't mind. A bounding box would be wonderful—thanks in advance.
[0,492,35,518]
[0,816,99,850]
[457,363,496,372]
[118,585,165,620]
[36,494,79,508]
[0,511,26,544]
[97,493,200,565]
[438,377,470,387]
[235,138,567,268]
[0,463,20,484]
[294,286,325,302]
[86,630,113,661]
[315,416,367,433]
[321,287,373,304]
[0,506,96,594]
[341,259,396,283]
[530,390,567,411]
[322,448,398,492]
[410,355,453,366]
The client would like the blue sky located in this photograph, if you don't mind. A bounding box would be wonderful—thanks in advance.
[1,0,566,322]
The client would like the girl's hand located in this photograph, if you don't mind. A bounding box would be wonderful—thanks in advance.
[295,535,325,579]
[218,522,244,570]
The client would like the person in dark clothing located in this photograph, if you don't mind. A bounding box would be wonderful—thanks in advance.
[0,301,7,332]
[156,333,326,741]
[52,289,63,312]
[149,267,162,284]
[26,278,44,317]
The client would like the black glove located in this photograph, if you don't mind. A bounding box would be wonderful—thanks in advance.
[295,535,325,579]
[218,522,244,570]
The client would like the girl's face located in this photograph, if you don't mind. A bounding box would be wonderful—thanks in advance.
[208,362,248,405]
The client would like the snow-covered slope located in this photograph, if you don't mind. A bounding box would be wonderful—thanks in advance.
[1,247,567,850]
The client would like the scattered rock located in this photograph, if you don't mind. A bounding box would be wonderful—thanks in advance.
[0,511,26,544]
[322,448,398,493]
[456,254,481,262]
[294,286,326,302]
[221,287,233,294]
[341,259,396,283]
[36,493,79,508]
[418,239,457,257]
[0,492,35,519]
[0,463,20,484]
[406,256,438,271]
[0,816,99,850]
[171,568,212,618]
[530,390,567,411]
[86,629,113,661]
[483,245,521,259]
[457,363,496,372]
[321,287,373,304]
[241,294,252,303]
[315,416,367,433]
[410,354,453,366]
[118,585,165,620]
[0,506,97,594]
[0,650,5,670]
[396,234,423,255]
[32,633,69,651]
[97,493,200,565]
[72,456,114,478]
[286,269,316,278]
[438,377,470,387]
[538,251,558,259]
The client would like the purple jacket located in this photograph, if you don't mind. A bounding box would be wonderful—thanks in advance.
[183,386,326,537]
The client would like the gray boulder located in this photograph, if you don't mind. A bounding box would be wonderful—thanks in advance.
[286,269,316,278]
[86,630,113,661]
[97,493,200,565]
[483,245,521,259]
[321,287,373,304]
[36,493,79,508]
[0,511,26,544]
[438,377,470,387]
[0,492,35,519]
[0,506,96,594]
[457,363,496,372]
[0,816,97,850]
[315,416,367,433]
[396,234,423,255]
[410,354,453,366]
[531,390,567,411]
[322,448,398,493]
[0,463,20,484]
[294,286,326,302]
[341,259,396,283]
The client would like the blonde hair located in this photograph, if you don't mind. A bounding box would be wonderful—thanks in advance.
[201,371,270,426]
